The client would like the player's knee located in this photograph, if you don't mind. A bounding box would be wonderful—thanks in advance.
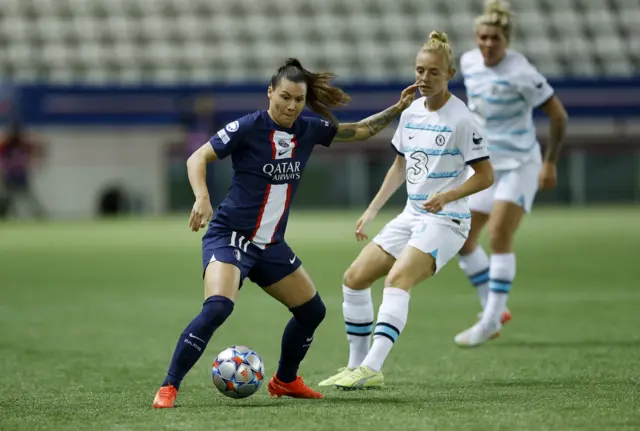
[459,238,477,256]
[342,264,370,290]
[290,293,326,329]
[384,270,414,291]
[202,295,235,327]
[385,256,434,289]
[488,225,513,253]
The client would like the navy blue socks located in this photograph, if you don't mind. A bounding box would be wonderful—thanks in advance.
[276,293,326,383]
[162,295,234,389]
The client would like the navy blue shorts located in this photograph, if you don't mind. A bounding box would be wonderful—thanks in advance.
[202,227,302,288]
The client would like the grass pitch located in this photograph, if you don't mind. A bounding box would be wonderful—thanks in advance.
[1,207,639,430]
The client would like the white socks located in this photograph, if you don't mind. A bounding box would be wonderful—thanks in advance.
[481,253,516,326]
[342,285,374,369]
[362,287,410,372]
[458,246,490,309]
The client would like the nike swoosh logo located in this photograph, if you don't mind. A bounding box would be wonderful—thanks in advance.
[408,135,415,140]
[472,133,483,145]
[289,255,296,264]
[354,377,372,386]
[189,333,205,343]
[278,149,292,156]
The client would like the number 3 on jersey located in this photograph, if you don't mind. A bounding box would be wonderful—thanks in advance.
[229,231,250,252]
[407,151,429,184]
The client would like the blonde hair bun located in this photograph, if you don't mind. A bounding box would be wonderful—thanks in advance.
[428,31,449,44]
[476,0,513,41]
[484,0,511,15]
[421,31,453,69]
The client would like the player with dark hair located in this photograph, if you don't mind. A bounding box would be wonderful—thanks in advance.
[152,58,418,407]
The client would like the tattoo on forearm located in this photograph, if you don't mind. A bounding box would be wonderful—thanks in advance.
[335,125,357,140]
[362,105,402,137]
[335,104,402,141]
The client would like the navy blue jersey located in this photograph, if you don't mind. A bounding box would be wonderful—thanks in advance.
[208,110,337,248]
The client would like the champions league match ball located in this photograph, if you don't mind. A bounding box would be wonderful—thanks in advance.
[212,346,265,399]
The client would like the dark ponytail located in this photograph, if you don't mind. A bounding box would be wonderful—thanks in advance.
[270,58,351,124]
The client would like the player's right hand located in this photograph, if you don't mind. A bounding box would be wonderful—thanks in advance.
[538,161,557,190]
[355,208,377,241]
[189,197,213,232]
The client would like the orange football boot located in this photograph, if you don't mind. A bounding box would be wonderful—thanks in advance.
[267,375,324,399]
[153,384,178,408]
[501,310,512,325]
[490,310,513,340]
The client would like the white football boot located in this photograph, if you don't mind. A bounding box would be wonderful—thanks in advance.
[454,319,502,347]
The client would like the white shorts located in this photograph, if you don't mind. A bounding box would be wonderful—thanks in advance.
[372,212,469,274]
[468,161,541,214]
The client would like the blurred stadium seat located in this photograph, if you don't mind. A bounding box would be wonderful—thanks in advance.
[0,0,637,219]
[0,0,637,83]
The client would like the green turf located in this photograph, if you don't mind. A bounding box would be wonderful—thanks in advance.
[1,207,639,430]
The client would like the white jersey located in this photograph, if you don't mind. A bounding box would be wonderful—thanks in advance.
[391,95,490,224]
[460,49,554,170]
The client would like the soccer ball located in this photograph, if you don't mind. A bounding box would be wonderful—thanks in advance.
[212,345,265,399]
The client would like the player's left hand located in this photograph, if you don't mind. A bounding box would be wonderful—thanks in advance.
[422,193,450,214]
[396,82,420,111]
[538,161,557,190]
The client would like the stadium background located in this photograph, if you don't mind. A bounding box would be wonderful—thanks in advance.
[1,1,639,430]
[0,0,638,217]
